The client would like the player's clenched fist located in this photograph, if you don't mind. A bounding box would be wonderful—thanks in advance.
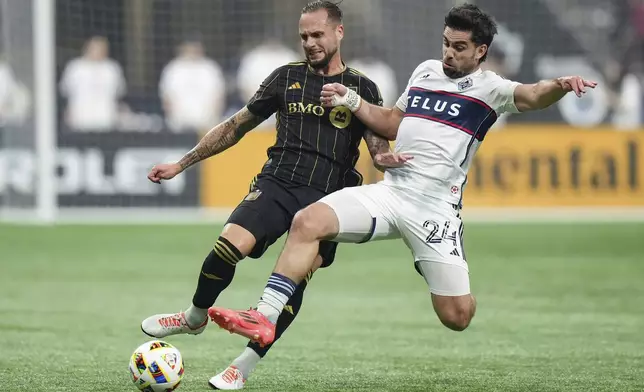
[148,163,182,184]
[556,76,597,98]
[320,83,362,112]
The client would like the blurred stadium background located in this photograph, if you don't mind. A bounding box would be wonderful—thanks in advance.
[1,1,643,391]
[0,0,643,221]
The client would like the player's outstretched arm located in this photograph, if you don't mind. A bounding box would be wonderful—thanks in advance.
[178,107,264,169]
[321,83,402,140]
[148,107,265,183]
[513,76,598,112]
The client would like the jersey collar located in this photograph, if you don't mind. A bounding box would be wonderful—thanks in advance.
[307,60,347,77]
[444,67,482,89]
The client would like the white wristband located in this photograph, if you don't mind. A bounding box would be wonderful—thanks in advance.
[331,88,362,112]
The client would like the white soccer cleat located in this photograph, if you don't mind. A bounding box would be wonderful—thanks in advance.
[141,312,207,338]
[208,366,246,390]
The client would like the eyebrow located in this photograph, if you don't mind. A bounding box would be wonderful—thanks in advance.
[301,30,324,36]
[443,35,468,45]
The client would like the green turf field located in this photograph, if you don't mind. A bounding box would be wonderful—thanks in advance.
[1,222,644,391]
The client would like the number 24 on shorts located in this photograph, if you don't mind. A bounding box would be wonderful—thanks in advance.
[423,220,461,248]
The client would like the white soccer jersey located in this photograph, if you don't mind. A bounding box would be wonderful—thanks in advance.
[384,59,520,205]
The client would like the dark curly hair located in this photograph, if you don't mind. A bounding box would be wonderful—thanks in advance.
[444,3,498,62]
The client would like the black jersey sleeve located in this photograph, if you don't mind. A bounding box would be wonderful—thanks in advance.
[360,77,384,107]
[246,66,283,119]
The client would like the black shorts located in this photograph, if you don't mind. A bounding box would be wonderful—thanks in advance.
[225,174,338,267]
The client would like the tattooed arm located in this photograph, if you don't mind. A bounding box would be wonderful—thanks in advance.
[178,107,264,170]
[363,129,392,173]
[362,129,413,173]
[147,107,265,183]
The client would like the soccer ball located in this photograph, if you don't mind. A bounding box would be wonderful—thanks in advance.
[128,340,184,392]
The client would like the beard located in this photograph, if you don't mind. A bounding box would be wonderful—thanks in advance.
[442,56,477,79]
[308,46,337,69]
[442,64,469,79]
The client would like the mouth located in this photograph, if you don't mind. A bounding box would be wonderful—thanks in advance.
[442,62,454,69]
[308,50,324,58]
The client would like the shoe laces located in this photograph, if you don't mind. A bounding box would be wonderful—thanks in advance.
[158,313,187,329]
[221,366,241,384]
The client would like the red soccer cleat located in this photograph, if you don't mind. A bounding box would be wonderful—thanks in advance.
[208,307,276,347]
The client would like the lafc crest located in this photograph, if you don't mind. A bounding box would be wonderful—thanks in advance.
[244,190,262,201]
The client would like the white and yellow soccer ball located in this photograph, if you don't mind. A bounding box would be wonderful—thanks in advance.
[128,340,184,392]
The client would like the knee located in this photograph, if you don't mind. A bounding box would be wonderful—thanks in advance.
[438,308,472,331]
[435,298,476,332]
[291,204,335,241]
[291,209,318,239]
[220,224,256,258]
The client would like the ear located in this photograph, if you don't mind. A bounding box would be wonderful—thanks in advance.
[475,44,488,62]
[336,24,344,40]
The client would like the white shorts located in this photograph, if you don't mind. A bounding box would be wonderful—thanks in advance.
[318,182,470,296]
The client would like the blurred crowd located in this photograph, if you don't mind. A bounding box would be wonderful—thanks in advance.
[56,35,400,133]
[0,0,641,132]
[0,34,398,133]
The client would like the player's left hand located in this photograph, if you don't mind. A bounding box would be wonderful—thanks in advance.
[374,152,413,168]
[557,76,598,97]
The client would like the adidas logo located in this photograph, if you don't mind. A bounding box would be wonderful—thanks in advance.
[450,249,460,257]
[288,82,302,90]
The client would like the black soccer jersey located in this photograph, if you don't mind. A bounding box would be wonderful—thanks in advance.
[246,61,383,194]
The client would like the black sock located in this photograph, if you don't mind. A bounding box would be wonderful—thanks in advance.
[247,272,312,357]
[192,237,243,309]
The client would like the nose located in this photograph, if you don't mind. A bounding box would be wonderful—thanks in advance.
[303,37,315,49]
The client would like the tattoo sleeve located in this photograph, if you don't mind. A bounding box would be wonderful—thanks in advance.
[363,129,392,172]
[177,107,265,170]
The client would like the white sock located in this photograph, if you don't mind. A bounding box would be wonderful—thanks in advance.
[230,348,261,380]
[257,287,289,324]
[184,305,207,328]
[257,273,297,323]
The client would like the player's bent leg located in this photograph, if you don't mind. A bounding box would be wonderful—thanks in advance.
[140,224,255,339]
[393,190,474,332]
[208,203,337,347]
[208,203,340,346]
[271,202,340,279]
[209,185,396,346]
[269,186,390,285]
[416,260,476,331]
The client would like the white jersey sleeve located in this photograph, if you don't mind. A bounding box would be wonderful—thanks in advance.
[485,71,521,114]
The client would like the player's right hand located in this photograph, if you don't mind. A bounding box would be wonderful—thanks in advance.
[148,163,183,184]
[374,152,414,168]
[321,83,362,112]
[321,82,348,103]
